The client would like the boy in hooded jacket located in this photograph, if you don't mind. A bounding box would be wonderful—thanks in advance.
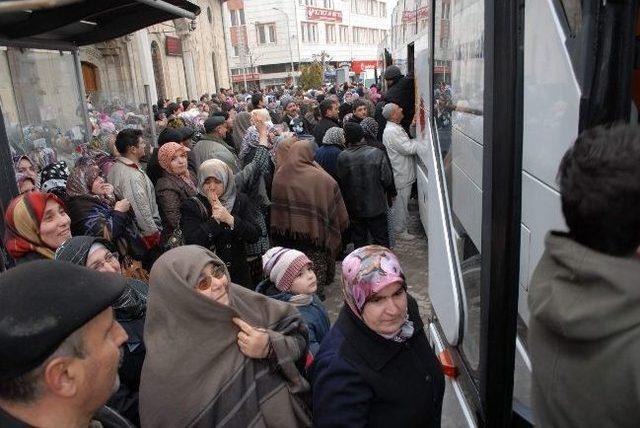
[256,247,331,358]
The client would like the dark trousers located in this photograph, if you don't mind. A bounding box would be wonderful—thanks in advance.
[351,213,389,249]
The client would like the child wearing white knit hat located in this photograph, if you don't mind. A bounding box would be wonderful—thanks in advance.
[256,247,331,357]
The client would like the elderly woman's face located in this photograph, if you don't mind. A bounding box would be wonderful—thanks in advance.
[86,247,121,274]
[39,199,71,250]
[203,176,224,198]
[361,281,408,336]
[196,262,230,305]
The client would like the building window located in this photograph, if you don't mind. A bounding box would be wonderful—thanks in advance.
[325,24,336,43]
[323,0,334,8]
[207,6,212,23]
[301,22,319,43]
[257,23,277,44]
[230,9,245,26]
[339,25,349,43]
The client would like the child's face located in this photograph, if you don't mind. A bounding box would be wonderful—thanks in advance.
[290,265,317,295]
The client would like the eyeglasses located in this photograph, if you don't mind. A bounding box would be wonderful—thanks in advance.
[196,265,227,291]
[88,252,119,270]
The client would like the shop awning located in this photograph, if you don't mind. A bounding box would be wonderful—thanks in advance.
[0,0,200,47]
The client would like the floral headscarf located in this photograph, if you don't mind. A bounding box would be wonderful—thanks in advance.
[66,157,102,198]
[341,245,414,342]
[4,192,66,260]
[198,159,237,211]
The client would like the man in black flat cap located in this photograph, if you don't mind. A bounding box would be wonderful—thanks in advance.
[0,261,132,428]
[192,116,239,171]
[375,65,415,139]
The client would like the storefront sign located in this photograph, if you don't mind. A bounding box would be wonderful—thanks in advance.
[402,6,430,22]
[306,6,342,23]
[402,10,416,22]
[232,73,261,83]
[165,36,182,56]
[351,60,379,74]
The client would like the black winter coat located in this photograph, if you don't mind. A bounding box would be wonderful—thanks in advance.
[336,144,394,218]
[312,295,444,428]
[313,117,341,146]
[180,193,261,289]
[382,76,415,135]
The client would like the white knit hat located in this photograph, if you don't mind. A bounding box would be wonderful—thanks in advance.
[262,247,311,292]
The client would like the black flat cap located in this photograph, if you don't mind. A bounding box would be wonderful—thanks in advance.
[204,116,226,133]
[0,261,126,380]
[157,127,183,147]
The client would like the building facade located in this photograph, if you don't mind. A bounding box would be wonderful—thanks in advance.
[223,0,391,89]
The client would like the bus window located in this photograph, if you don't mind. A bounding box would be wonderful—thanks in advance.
[432,0,484,378]
[559,0,582,35]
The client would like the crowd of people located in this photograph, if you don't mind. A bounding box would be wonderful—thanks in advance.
[0,66,448,428]
[2,60,640,428]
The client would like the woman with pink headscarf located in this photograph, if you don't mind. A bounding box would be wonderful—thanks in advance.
[155,142,197,249]
[311,245,444,427]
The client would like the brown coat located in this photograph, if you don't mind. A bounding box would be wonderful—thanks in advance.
[155,171,196,245]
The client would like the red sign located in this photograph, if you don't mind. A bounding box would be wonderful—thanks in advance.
[232,73,261,83]
[306,6,342,22]
[403,6,430,22]
[165,36,182,56]
[351,60,379,74]
[417,6,430,19]
[402,10,416,22]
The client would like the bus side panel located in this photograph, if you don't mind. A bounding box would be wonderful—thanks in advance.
[520,0,578,317]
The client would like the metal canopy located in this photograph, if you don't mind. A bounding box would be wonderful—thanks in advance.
[0,0,200,46]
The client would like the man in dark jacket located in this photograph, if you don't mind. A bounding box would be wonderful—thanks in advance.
[0,261,133,427]
[379,65,415,136]
[313,99,341,146]
[336,122,394,248]
[529,124,640,428]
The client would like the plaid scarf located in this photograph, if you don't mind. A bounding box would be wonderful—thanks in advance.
[270,140,349,257]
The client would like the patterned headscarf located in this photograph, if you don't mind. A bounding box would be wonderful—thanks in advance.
[55,235,147,321]
[341,245,414,342]
[66,157,102,198]
[197,159,237,211]
[361,117,379,139]
[322,127,345,147]
[4,192,66,260]
[40,161,69,196]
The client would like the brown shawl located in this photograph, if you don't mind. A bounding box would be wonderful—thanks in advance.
[139,245,311,427]
[270,140,349,257]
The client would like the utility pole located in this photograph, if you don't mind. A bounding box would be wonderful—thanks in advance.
[273,7,296,88]
[238,25,248,92]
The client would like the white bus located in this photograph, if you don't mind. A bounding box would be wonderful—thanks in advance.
[378,0,639,426]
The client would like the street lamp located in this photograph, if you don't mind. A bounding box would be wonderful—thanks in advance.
[273,7,297,88]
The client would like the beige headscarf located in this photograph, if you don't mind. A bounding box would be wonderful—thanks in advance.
[139,245,311,427]
[197,158,237,211]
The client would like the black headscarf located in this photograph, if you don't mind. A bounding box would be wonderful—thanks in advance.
[55,236,147,321]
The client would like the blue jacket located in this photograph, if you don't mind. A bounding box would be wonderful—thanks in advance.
[314,145,343,181]
[311,295,444,428]
[255,279,331,355]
